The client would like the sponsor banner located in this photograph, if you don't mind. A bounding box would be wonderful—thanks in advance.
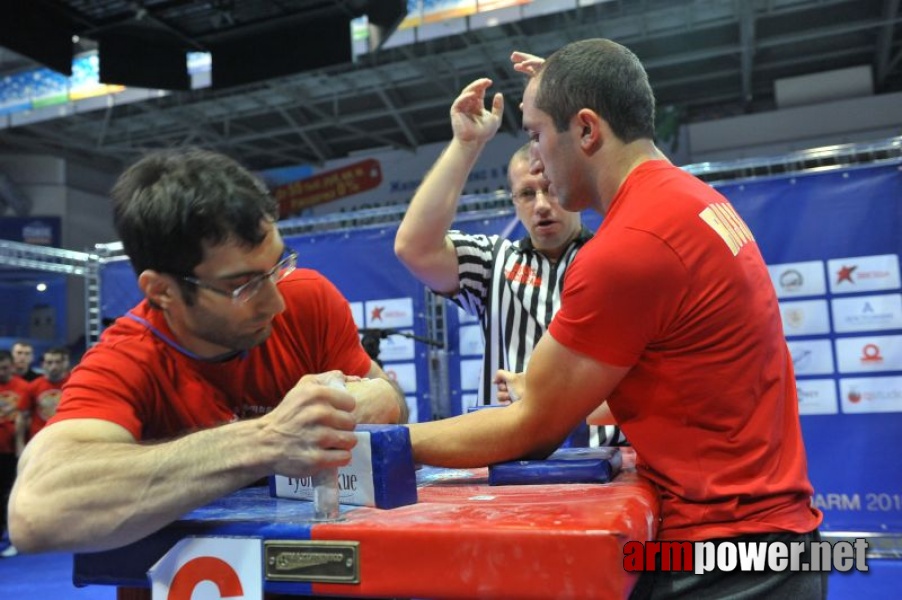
[149,537,262,600]
[405,396,418,423]
[264,135,523,218]
[364,297,414,329]
[456,303,479,324]
[377,331,415,362]
[796,378,838,415]
[383,362,417,394]
[349,302,364,328]
[459,358,482,392]
[273,159,383,217]
[461,393,479,413]
[779,299,831,337]
[828,254,901,295]
[768,260,826,298]
[458,324,484,356]
[831,293,902,333]
[839,376,902,414]
[834,334,902,373]
[0,217,61,247]
[787,339,835,375]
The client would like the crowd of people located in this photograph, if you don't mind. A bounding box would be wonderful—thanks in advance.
[4,37,823,599]
[0,340,71,558]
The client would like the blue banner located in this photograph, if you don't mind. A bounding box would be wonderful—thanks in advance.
[718,162,902,533]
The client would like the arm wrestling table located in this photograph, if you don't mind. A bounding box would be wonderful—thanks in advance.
[73,460,658,600]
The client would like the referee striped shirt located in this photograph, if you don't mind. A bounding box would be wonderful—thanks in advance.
[448,226,593,405]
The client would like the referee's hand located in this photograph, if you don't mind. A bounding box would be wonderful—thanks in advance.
[493,369,524,404]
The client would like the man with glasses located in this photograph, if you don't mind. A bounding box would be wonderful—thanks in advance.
[396,79,623,444]
[9,148,407,555]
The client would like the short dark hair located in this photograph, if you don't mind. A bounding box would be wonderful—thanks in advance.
[44,347,70,360]
[0,350,11,363]
[111,148,279,295]
[507,143,532,189]
[536,38,656,142]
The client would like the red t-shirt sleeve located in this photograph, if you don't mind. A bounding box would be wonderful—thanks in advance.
[549,227,689,367]
[283,271,372,378]
[53,344,156,438]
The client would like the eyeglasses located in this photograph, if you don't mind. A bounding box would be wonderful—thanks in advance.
[511,187,554,205]
[181,250,298,304]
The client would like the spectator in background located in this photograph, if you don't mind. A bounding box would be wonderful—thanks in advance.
[16,347,71,453]
[11,341,39,382]
[0,349,29,558]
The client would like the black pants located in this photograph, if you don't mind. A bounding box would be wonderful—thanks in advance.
[0,453,17,535]
[630,530,828,600]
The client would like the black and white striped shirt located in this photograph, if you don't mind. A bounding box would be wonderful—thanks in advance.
[448,227,593,404]
[447,227,627,447]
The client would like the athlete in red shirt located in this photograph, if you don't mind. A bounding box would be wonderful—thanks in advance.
[0,350,30,557]
[410,40,823,599]
[17,347,71,448]
[9,149,406,555]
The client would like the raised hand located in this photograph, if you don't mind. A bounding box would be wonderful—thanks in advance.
[511,51,545,77]
[450,78,504,146]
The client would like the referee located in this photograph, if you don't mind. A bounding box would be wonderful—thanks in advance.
[395,79,623,446]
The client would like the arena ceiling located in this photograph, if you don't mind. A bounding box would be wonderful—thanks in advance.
[0,0,900,173]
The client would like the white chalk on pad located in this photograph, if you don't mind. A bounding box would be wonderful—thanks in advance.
[270,425,418,509]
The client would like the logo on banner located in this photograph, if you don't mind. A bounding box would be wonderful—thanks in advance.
[860,344,883,364]
[364,297,413,329]
[779,270,804,292]
[828,254,901,294]
[795,379,838,415]
[273,158,383,217]
[22,221,54,245]
[150,537,262,600]
[836,265,857,285]
[831,294,902,333]
[835,334,902,373]
[768,261,826,298]
[785,308,804,329]
[839,376,902,414]
[780,300,831,336]
[788,339,834,375]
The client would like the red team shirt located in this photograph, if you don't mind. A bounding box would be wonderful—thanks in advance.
[549,160,822,541]
[0,377,30,454]
[50,269,372,441]
[21,375,69,440]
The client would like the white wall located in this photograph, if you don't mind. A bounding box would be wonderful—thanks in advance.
[686,92,902,163]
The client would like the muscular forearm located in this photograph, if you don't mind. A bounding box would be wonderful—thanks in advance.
[394,139,486,291]
[403,138,485,233]
[10,372,359,554]
[9,418,273,553]
[408,403,553,468]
